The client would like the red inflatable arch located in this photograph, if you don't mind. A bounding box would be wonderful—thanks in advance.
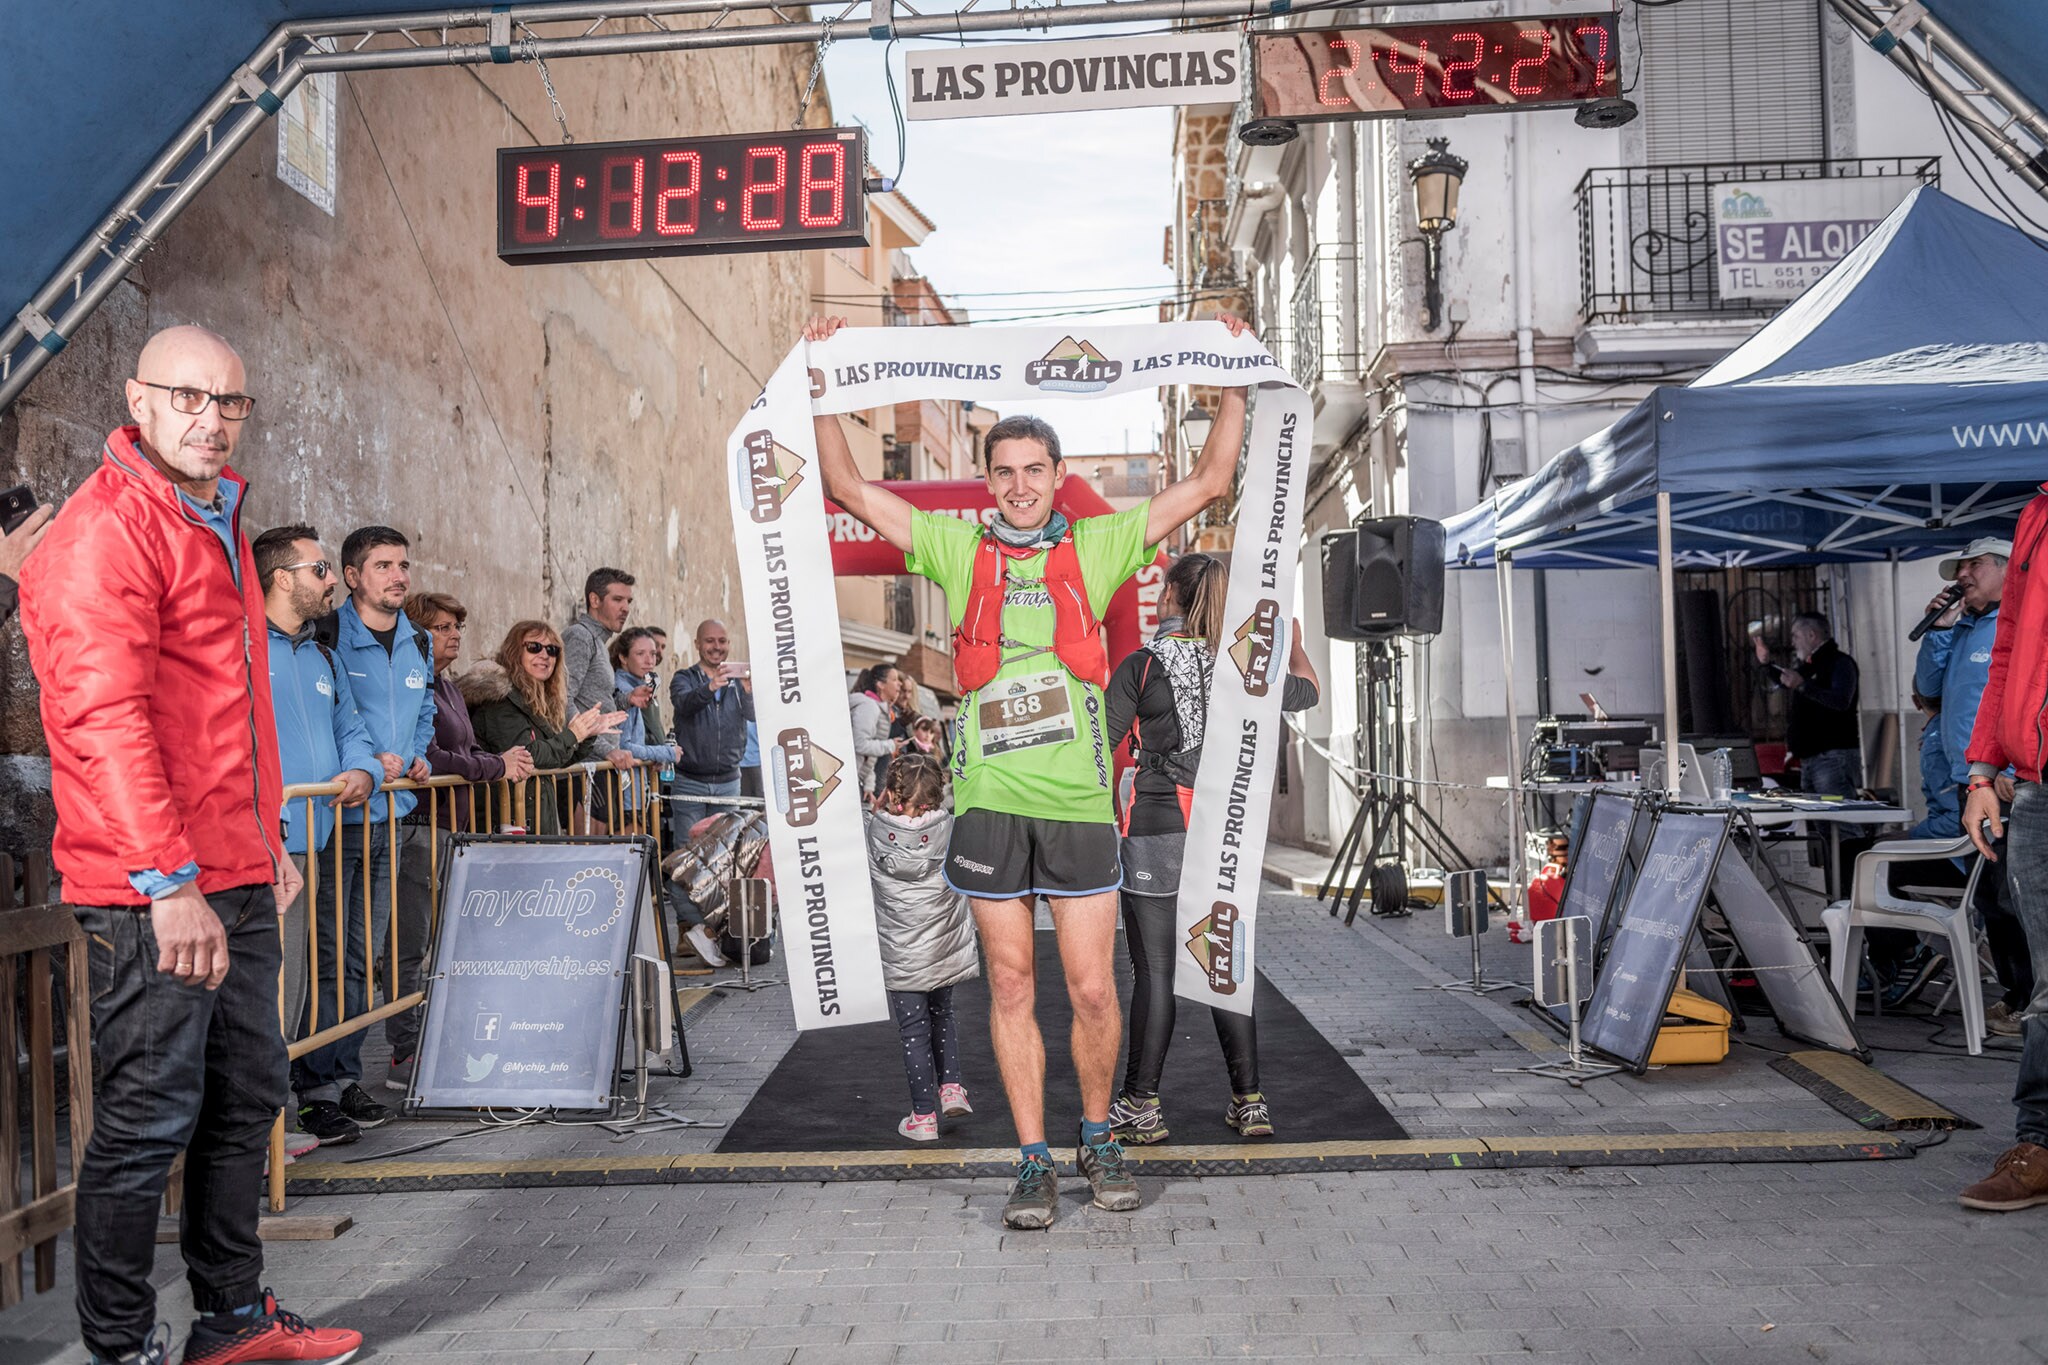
[825,479,1168,672]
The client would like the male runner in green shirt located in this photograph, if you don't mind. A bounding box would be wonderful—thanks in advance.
[805,313,1251,1228]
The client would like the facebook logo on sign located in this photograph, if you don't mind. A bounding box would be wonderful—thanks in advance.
[474,1012,501,1042]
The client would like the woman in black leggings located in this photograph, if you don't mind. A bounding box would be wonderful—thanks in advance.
[1103,553,1319,1143]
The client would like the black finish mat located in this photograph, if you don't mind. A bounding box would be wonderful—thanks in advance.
[719,927,1406,1152]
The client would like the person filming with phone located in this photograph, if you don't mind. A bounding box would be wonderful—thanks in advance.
[667,619,755,963]
[1751,610,1862,796]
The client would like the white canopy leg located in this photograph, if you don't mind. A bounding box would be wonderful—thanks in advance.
[1657,492,1681,795]
[1498,552,1527,905]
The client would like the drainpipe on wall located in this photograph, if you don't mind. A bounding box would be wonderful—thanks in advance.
[1511,111,1551,719]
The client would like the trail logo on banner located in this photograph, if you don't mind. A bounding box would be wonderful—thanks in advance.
[772,727,844,826]
[1027,337,1123,392]
[741,430,806,522]
[729,320,1307,1026]
[1230,601,1280,697]
[906,34,1242,121]
[1712,176,1919,299]
[1185,903,1245,995]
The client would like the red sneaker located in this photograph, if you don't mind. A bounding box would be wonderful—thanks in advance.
[179,1292,362,1364]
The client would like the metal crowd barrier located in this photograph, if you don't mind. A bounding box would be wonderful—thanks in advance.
[267,759,668,1209]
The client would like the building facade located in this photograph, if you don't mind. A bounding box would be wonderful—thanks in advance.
[1166,0,2041,864]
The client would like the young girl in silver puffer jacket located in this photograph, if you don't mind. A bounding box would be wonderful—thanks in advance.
[867,753,980,1140]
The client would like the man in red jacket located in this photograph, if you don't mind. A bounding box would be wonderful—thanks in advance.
[21,326,361,1364]
[1962,486,2048,1213]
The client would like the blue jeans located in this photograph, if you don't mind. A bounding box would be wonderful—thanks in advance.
[1800,747,1863,797]
[293,820,395,1102]
[73,885,287,1359]
[669,774,740,931]
[2004,781,2048,1147]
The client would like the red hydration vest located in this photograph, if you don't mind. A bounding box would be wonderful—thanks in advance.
[953,532,1107,692]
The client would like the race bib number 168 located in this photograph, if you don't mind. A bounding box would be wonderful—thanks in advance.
[976,672,1076,756]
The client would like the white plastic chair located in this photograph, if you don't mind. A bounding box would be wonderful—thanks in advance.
[1820,835,1986,1055]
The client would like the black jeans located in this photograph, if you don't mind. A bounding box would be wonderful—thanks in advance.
[1120,891,1258,1098]
[887,986,962,1114]
[73,884,287,1359]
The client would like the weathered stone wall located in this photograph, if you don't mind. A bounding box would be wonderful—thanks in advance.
[0,40,824,848]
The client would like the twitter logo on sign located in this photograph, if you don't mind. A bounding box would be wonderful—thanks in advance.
[464,1052,498,1083]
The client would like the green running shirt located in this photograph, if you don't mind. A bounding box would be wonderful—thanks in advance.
[906,504,1156,823]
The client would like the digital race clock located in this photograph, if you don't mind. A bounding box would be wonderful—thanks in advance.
[496,127,868,264]
[1252,13,1619,123]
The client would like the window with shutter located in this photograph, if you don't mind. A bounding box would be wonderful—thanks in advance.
[1639,0,1824,163]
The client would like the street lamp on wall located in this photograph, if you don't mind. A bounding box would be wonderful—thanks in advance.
[1181,402,1215,458]
[1408,136,1468,333]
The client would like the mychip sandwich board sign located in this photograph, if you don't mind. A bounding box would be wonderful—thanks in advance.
[410,835,657,1113]
[1581,809,1731,1073]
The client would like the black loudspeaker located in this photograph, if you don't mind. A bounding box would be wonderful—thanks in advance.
[1323,516,1445,640]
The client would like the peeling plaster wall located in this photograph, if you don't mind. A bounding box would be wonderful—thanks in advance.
[0,45,822,848]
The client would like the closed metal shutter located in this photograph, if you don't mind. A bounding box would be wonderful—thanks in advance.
[1640,0,1824,162]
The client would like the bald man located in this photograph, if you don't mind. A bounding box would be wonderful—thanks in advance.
[20,326,361,1364]
[668,619,756,962]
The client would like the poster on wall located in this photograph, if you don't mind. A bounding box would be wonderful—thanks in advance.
[1711,176,1920,300]
[276,45,338,215]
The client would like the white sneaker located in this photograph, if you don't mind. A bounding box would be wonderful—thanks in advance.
[686,923,729,967]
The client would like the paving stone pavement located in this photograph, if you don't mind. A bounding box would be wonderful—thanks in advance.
[6,872,2046,1361]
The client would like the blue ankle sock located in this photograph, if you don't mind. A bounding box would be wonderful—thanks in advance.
[1020,1140,1052,1164]
[1080,1118,1112,1145]
[199,1300,265,1332]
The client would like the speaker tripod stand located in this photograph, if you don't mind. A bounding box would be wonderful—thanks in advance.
[1316,638,1479,923]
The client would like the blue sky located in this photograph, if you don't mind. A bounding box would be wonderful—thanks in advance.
[821,37,1179,457]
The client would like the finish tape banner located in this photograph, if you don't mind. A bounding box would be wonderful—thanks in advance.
[726,322,1308,1029]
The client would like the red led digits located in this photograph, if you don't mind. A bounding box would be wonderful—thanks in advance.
[655,150,701,235]
[1575,23,1612,90]
[512,159,561,243]
[1381,41,1429,99]
[798,141,846,228]
[742,145,788,231]
[1508,30,1554,96]
[1440,31,1483,101]
[1318,38,1362,107]
[598,155,645,238]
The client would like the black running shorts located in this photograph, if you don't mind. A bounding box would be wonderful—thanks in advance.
[944,809,1123,900]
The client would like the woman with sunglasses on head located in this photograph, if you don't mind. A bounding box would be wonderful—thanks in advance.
[464,620,624,834]
[1103,552,1320,1145]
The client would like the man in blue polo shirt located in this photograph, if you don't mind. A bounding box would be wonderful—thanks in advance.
[254,524,381,1145]
[296,525,434,1130]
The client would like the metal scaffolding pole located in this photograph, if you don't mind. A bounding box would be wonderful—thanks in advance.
[1826,0,2048,196]
[2,0,1294,410]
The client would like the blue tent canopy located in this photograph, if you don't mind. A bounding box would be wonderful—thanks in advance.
[1448,187,2046,570]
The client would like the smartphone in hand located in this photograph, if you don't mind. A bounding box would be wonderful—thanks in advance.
[0,485,37,535]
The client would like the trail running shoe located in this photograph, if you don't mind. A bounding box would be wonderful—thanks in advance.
[382,1053,415,1094]
[1002,1154,1059,1230]
[897,1111,939,1142]
[1107,1091,1169,1145]
[179,1290,362,1364]
[1076,1127,1140,1212]
[1226,1092,1275,1139]
[940,1083,973,1116]
[338,1083,391,1129]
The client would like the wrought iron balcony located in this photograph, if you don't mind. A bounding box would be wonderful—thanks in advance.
[1575,157,1938,325]
[1287,245,1361,389]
